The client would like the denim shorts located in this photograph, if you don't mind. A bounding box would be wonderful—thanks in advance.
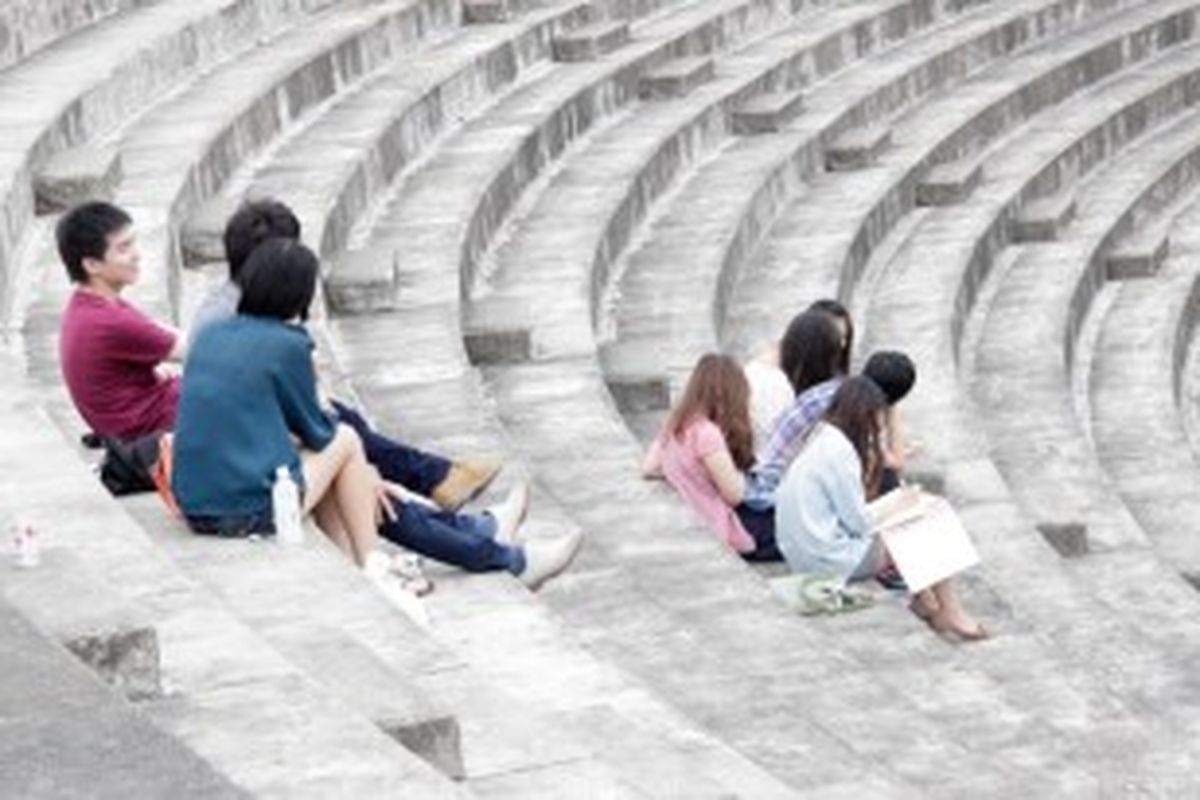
[186,511,275,538]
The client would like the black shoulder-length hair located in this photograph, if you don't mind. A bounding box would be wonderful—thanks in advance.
[236,238,318,322]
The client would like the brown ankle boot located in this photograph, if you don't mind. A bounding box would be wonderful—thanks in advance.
[431,457,502,511]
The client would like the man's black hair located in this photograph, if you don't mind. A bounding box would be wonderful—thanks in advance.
[55,201,133,284]
[863,351,916,406]
[236,238,318,322]
[223,199,301,281]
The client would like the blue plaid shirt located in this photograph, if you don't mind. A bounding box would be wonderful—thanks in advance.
[744,377,844,508]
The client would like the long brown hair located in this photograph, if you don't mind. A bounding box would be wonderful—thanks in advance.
[824,376,888,498]
[668,354,755,471]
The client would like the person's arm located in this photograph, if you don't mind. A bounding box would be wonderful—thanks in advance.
[108,306,183,366]
[880,405,907,471]
[700,449,747,507]
[641,436,664,479]
[825,439,873,540]
[275,331,337,451]
[692,421,747,507]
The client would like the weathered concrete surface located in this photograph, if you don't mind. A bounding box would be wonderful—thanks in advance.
[0,594,246,799]
[552,20,630,62]
[0,0,143,70]
[33,145,122,214]
[1010,190,1077,242]
[915,159,982,207]
[731,89,805,134]
[3,549,161,701]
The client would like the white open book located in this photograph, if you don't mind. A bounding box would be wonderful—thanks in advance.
[867,487,980,593]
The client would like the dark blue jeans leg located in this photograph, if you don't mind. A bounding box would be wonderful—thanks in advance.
[332,401,452,495]
[735,504,782,562]
[381,502,525,574]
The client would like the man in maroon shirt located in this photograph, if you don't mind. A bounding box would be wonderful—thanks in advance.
[57,202,185,441]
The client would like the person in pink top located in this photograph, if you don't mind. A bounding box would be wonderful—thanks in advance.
[56,202,185,441]
[642,354,781,561]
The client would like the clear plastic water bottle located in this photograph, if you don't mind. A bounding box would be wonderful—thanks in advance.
[11,522,39,568]
[272,466,303,545]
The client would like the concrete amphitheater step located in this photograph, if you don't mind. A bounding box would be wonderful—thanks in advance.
[347,0,808,317]
[602,0,1146,401]
[331,0,1200,786]
[972,105,1200,555]
[103,0,463,320]
[329,310,806,798]
[721,0,1200,363]
[467,0,986,363]
[121,494,470,781]
[0,0,145,71]
[0,594,246,799]
[860,38,1200,479]
[837,40,1200,781]
[0,0,350,323]
[1090,197,1200,579]
[332,304,1081,794]
[0,357,468,797]
[179,0,622,269]
[481,355,1128,794]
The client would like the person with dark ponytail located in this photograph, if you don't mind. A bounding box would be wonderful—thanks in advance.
[743,308,847,508]
[643,354,780,560]
[774,376,985,641]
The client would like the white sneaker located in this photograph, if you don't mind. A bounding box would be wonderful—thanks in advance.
[518,531,583,592]
[487,482,530,547]
[364,559,430,629]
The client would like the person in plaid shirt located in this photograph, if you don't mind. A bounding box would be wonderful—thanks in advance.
[743,308,847,509]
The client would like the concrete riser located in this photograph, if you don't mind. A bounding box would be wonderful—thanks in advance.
[0,0,142,71]
[716,0,1136,343]
[152,0,460,319]
[1106,237,1170,280]
[460,0,798,298]
[0,0,341,321]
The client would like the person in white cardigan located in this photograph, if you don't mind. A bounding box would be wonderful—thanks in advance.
[774,376,986,641]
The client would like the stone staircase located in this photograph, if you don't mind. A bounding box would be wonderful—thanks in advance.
[8,0,1200,795]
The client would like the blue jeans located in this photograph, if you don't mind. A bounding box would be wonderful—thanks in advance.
[380,503,525,575]
[332,401,451,495]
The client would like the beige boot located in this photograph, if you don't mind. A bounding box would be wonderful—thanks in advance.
[431,457,502,511]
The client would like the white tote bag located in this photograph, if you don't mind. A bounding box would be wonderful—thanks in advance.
[868,488,980,593]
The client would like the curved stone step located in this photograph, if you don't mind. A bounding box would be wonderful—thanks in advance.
[844,48,1200,778]
[0,0,345,323]
[602,0,1140,398]
[972,106,1200,554]
[465,0,983,361]
[1090,196,1200,582]
[0,594,245,799]
[329,307,807,798]
[720,0,1200,360]
[0,0,145,71]
[861,39,1200,478]
[108,0,461,320]
[0,356,468,798]
[351,0,810,326]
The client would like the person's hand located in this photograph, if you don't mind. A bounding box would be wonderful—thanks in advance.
[366,467,398,526]
[379,479,439,517]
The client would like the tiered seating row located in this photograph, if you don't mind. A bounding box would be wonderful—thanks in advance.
[973,106,1200,554]
[0,0,143,70]
[0,353,465,796]
[0,0,349,325]
[605,0,1159,415]
[0,594,243,799]
[1090,196,1200,582]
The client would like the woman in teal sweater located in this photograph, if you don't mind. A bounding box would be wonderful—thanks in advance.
[173,239,385,566]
